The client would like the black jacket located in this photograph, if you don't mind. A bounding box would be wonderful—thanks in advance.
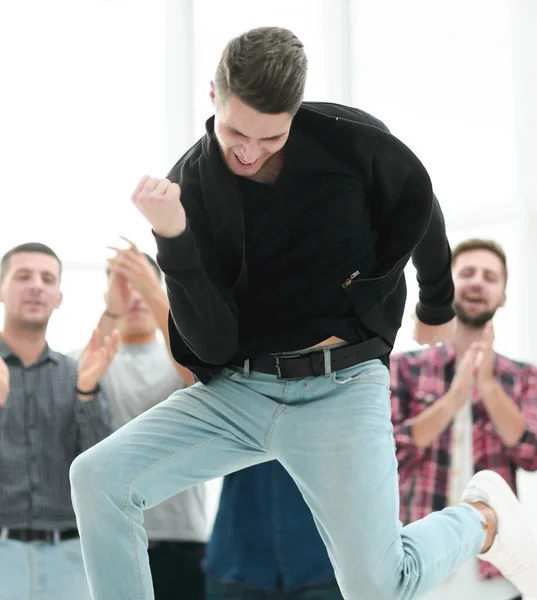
[154,102,454,383]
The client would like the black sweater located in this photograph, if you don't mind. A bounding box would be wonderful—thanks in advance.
[155,102,454,383]
[233,123,377,359]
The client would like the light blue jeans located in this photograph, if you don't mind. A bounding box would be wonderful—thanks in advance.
[0,536,90,600]
[70,359,486,600]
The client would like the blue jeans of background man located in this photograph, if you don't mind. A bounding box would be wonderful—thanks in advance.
[0,536,90,600]
[70,359,486,600]
[205,575,344,599]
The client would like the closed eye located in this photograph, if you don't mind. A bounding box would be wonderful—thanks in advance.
[228,128,284,142]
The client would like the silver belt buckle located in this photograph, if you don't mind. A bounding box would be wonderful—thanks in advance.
[274,354,302,380]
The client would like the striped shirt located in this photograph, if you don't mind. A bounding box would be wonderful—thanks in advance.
[0,339,112,530]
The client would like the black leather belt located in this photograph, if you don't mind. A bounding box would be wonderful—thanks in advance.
[241,337,391,380]
[4,528,79,543]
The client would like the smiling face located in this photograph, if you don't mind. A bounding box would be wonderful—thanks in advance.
[211,86,293,178]
[453,249,507,328]
[0,252,63,332]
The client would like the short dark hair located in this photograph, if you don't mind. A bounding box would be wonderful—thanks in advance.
[143,253,162,282]
[214,26,308,115]
[105,252,162,282]
[0,242,62,283]
[452,238,508,282]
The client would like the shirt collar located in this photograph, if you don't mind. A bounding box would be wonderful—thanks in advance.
[440,343,457,365]
[0,337,61,364]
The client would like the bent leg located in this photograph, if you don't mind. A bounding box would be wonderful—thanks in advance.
[270,361,486,600]
[71,375,277,600]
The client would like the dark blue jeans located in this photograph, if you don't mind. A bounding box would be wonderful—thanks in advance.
[205,577,344,599]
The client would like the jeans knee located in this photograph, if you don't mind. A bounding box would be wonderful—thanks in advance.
[341,583,397,600]
[339,568,407,600]
[70,444,112,503]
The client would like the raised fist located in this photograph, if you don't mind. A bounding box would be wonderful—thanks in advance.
[131,176,187,238]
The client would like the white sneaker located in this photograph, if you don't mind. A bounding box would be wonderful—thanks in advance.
[460,469,537,596]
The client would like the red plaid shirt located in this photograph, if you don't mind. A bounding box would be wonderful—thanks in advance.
[390,344,537,580]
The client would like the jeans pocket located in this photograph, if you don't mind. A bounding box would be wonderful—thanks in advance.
[219,367,244,382]
[331,373,390,386]
[330,359,390,388]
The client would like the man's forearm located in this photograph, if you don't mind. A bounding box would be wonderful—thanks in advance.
[92,312,122,347]
[155,229,239,364]
[412,194,455,325]
[411,394,457,448]
[76,391,113,450]
[480,381,527,446]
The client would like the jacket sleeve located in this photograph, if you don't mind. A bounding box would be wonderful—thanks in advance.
[155,226,239,365]
[356,107,454,325]
[390,355,425,475]
[411,193,455,326]
[503,366,537,470]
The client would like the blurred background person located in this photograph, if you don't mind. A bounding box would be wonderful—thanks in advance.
[391,239,537,600]
[205,461,344,600]
[0,242,115,600]
[71,239,205,600]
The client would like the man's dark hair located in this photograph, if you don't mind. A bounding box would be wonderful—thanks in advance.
[105,252,162,282]
[452,238,508,283]
[0,242,62,283]
[143,253,162,282]
[214,26,308,115]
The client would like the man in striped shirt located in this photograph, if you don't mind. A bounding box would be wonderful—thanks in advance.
[0,242,116,600]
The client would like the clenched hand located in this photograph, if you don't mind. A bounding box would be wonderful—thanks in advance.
[131,176,186,238]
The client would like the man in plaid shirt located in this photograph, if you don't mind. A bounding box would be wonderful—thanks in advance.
[391,238,537,600]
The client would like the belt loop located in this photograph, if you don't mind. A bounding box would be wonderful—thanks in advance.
[53,530,61,544]
[0,528,8,542]
[322,348,332,377]
[243,358,250,378]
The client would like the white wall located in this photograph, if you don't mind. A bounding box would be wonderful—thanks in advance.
[1,0,536,530]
